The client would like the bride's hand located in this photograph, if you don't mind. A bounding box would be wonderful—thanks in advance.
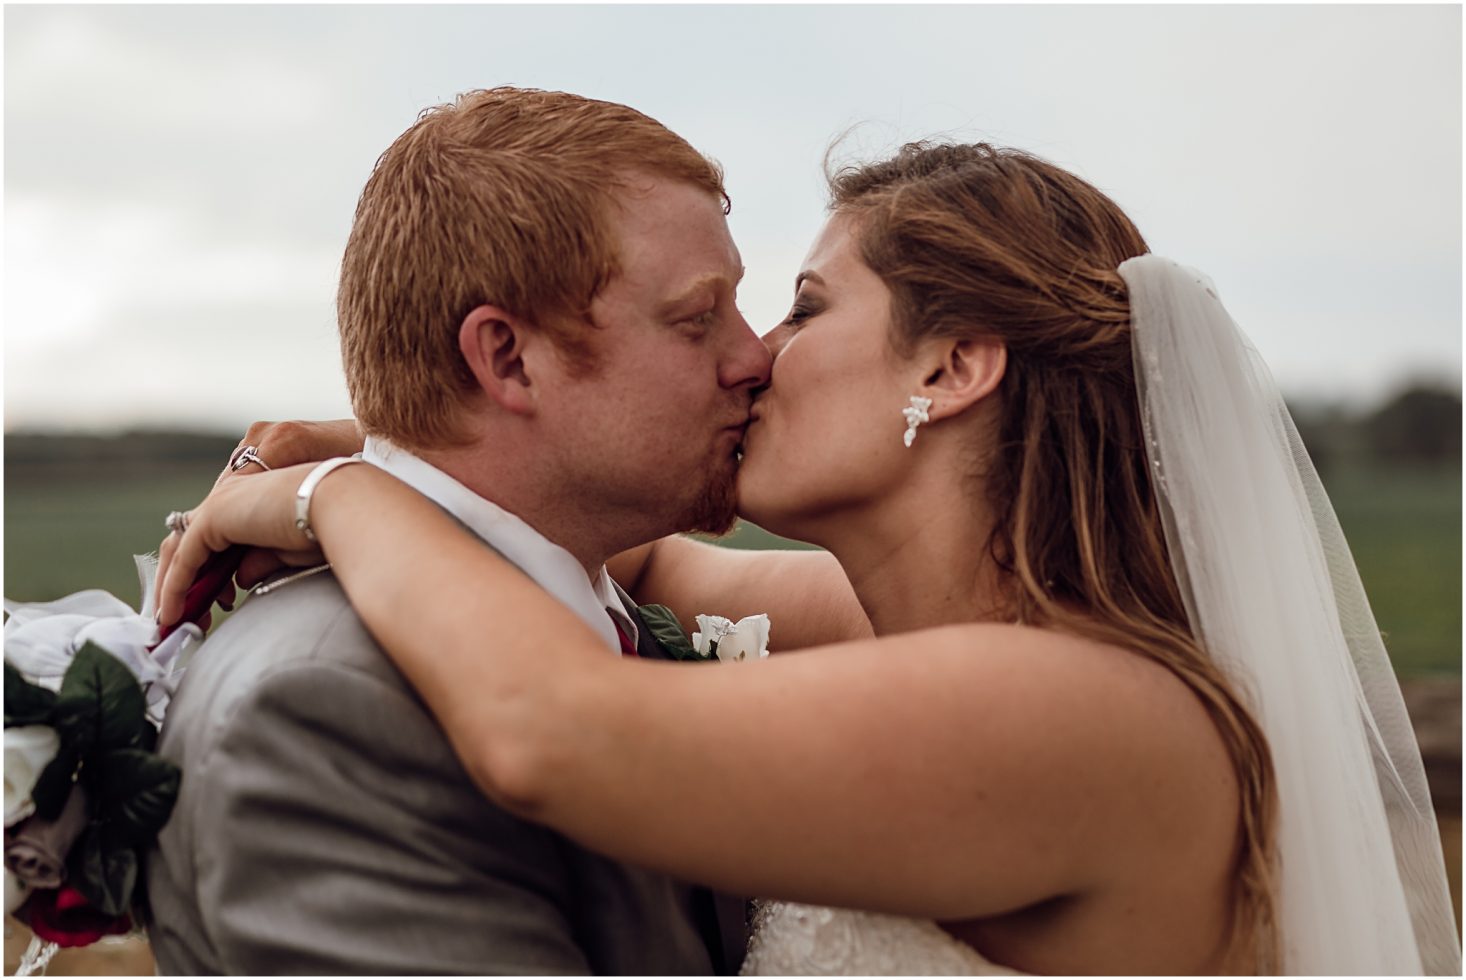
[214,419,364,489]
[151,420,364,617]
[210,420,362,585]
[155,463,327,627]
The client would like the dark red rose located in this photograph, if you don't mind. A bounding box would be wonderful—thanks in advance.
[21,885,131,948]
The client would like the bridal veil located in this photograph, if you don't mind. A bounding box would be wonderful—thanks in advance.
[1119,255,1459,975]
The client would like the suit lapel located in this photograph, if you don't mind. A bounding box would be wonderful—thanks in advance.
[612,581,673,661]
[610,580,750,973]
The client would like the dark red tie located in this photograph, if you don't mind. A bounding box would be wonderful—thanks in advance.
[609,613,638,657]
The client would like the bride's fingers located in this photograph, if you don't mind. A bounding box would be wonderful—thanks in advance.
[158,514,220,627]
[214,421,280,489]
[215,581,238,613]
[215,421,361,490]
[154,531,181,613]
[236,548,289,590]
[237,548,328,591]
[158,464,325,625]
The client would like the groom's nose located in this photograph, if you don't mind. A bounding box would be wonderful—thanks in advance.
[761,322,792,360]
[718,310,772,391]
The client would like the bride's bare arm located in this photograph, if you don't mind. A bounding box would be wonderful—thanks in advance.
[159,465,1222,922]
[225,419,869,650]
[607,538,872,651]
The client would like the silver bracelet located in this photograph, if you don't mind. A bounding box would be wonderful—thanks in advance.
[294,456,365,543]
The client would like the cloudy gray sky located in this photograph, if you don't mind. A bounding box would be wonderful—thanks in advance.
[5,4,1461,432]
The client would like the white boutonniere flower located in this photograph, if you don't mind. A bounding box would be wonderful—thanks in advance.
[691,613,771,662]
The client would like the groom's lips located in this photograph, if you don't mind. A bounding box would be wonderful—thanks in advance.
[723,414,753,461]
[723,411,754,434]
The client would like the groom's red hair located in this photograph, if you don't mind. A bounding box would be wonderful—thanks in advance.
[338,87,728,450]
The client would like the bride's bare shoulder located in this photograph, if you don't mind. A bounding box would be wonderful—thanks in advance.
[898,620,1240,803]
[916,619,1220,706]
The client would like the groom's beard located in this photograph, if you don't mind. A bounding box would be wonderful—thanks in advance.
[678,455,739,536]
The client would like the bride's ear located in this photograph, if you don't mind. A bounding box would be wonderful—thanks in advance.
[459,305,537,416]
[919,337,1006,421]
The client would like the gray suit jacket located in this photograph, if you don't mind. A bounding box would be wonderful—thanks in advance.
[145,571,746,975]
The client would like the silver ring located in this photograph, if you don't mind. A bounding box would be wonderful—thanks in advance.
[165,510,191,535]
[230,444,272,472]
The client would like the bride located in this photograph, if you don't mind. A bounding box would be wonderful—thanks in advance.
[157,142,1458,975]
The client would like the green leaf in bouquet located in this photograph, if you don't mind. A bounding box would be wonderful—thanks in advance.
[637,603,714,661]
[5,662,57,726]
[131,857,154,928]
[70,824,138,919]
[91,748,181,847]
[53,644,150,756]
[30,746,80,821]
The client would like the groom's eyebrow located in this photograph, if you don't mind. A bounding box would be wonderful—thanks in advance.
[658,267,747,318]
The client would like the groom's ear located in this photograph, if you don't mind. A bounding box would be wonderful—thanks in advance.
[459,305,537,416]
[918,337,1006,422]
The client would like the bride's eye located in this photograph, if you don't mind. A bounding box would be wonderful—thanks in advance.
[783,303,817,328]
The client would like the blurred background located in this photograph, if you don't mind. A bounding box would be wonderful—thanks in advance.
[5,4,1460,972]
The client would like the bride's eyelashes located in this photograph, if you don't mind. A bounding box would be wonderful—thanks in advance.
[782,299,820,329]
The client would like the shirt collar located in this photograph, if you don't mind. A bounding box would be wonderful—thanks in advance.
[361,436,636,654]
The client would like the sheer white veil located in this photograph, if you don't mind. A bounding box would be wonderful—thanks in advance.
[1118,255,1459,975]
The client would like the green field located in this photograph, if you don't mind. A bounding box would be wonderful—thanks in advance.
[4,454,1459,677]
[1322,463,1461,676]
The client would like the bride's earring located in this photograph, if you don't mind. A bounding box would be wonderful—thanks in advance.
[901,396,933,448]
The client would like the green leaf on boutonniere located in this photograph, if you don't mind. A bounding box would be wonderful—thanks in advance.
[91,748,181,847]
[52,644,150,756]
[5,661,57,726]
[637,604,716,662]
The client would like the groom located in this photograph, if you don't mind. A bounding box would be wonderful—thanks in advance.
[145,87,770,974]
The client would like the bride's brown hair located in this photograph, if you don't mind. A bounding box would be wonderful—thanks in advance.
[829,142,1280,973]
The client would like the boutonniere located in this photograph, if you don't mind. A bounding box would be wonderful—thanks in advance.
[636,605,771,662]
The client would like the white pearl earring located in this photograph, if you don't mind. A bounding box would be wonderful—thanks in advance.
[902,396,933,448]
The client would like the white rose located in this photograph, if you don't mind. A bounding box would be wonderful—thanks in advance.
[691,613,771,662]
[4,725,61,828]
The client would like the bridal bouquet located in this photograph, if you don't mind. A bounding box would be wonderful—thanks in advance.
[4,554,206,960]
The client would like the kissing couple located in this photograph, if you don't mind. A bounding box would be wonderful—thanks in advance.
[147,87,1456,975]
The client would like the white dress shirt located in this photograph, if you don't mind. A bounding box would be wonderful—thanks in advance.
[362,436,637,655]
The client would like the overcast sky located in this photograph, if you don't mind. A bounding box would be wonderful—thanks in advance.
[5,4,1461,433]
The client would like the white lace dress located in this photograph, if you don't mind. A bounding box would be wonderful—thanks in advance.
[741,901,1025,976]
